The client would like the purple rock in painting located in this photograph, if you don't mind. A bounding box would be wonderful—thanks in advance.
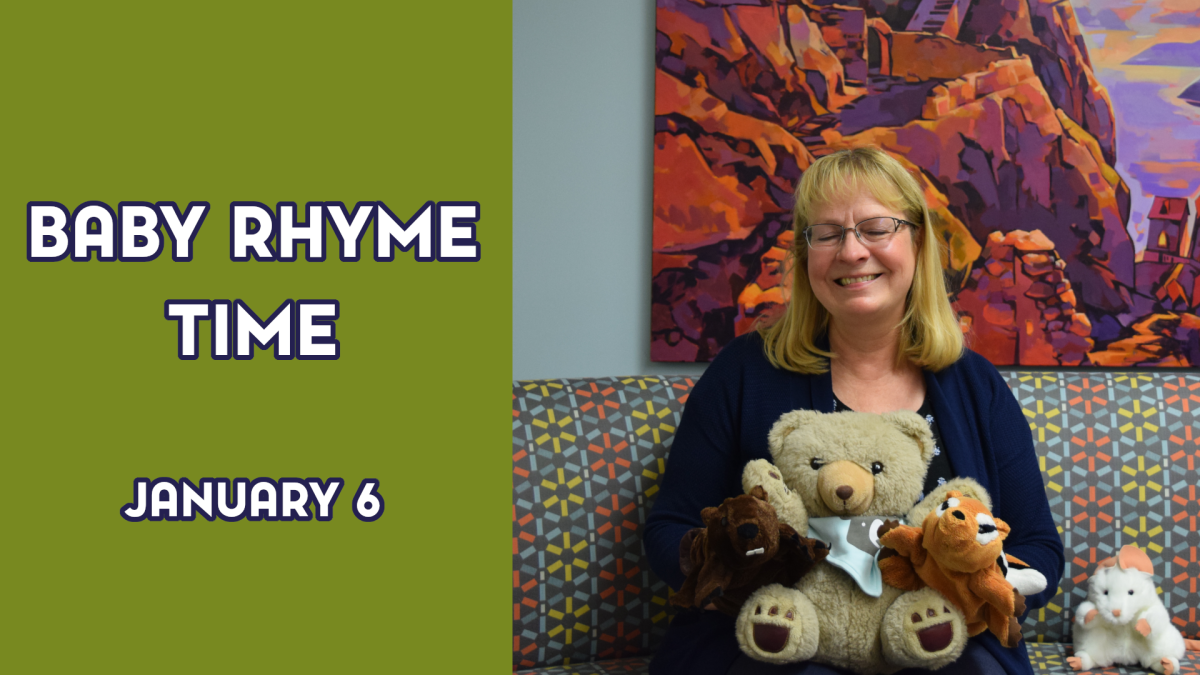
[1123,41,1200,67]
[1181,79,1200,108]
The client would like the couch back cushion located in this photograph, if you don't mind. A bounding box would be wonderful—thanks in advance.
[512,372,1200,670]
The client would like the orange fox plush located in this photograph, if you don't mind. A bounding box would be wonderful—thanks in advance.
[878,491,1026,647]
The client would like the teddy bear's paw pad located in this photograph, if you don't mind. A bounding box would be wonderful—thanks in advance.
[736,587,819,664]
[753,623,791,653]
[749,604,797,653]
[1161,656,1179,675]
[908,605,955,652]
[1065,655,1083,671]
[882,589,966,669]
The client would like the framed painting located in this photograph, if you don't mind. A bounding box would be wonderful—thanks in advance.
[652,0,1200,366]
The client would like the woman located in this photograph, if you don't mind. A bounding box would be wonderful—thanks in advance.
[643,147,1064,675]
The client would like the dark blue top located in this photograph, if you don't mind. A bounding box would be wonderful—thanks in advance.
[643,333,1064,675]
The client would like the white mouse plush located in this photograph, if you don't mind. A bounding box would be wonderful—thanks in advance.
[1067,545,1200,674]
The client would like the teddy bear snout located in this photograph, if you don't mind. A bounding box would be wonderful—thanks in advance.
[836,486,854,500]
[737,523,760,540]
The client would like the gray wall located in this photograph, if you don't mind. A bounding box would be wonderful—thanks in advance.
[512,0,709,381]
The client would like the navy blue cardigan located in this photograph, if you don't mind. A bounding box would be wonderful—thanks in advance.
[643,333,1064,675]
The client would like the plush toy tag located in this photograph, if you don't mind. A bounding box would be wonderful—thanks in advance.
[807,515,896,598]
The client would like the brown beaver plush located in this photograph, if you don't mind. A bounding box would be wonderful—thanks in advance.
[671,486,829,616]
[878,490,1026,647]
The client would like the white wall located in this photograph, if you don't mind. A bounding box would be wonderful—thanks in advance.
[512,0,709,380]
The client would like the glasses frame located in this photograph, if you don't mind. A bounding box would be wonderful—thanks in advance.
[803,217,917,249]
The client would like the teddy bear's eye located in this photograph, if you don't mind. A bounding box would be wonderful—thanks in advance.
[1103,590,1108,595]
[871,462,884,475]
[1128,590,1134,595]
[721,516,728,527]
[810,458,825,470]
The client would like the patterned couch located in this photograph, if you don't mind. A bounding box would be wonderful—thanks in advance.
[513,373,1200,674]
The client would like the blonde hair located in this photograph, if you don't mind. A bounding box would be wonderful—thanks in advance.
[758,147,963,374]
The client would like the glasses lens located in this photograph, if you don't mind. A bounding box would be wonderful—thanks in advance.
[858,217,896,242]
[807,225,843,247]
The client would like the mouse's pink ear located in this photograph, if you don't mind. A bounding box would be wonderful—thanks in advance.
[1117,545,1154,575]
[1096,557,1116,570]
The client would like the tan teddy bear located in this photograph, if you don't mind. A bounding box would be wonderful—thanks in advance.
[736,410,969,674]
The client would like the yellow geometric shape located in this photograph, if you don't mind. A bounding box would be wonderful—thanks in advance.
[1114,374,1155,390]
[546,596,590,644]
[642,457,667,498]
[541,467,585,516]
[1039,455,1063,493]
[1120,455,1163,502]
[1034,600,1062,624]
[523,381,565,396]
[1018,372,1060,389]
[1120,515,1164,554]
[1117,400,1159,442]
[620,376,662,390]
[632,401,677,444]
[1023,399,1062,442]
[545,532,590,583]
[532,408,577,453]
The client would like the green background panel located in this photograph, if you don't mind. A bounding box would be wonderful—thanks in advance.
[1,2,511,672]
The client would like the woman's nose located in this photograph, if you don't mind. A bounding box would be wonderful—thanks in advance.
[837,231,871,261]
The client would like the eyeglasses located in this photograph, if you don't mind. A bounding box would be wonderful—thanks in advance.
[803,217,916,249]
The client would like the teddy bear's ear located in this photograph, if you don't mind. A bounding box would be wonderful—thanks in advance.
[768,410,824,458]
[749,485,768,502]
[881,410,935,464]
[701,506,719,525]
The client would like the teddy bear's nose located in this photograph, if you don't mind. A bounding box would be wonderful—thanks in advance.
[835,486,854,500]
[737,523,759,540]
[1112,609,1121,617]
[952,510,965,520]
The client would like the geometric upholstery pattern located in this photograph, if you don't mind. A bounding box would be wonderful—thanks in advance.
[514,377,693,672]
[1025,642,1200,674]
[513,373,1200,674]
[515,657,652,675]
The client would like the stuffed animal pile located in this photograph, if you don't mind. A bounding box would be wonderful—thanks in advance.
[733,410,969,674]
[679,409,1053,674]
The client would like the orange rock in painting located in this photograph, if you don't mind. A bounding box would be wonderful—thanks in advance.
[736,231,794,336]
[954,230,1093,366]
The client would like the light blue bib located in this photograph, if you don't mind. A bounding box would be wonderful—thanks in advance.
[807,515,900,598]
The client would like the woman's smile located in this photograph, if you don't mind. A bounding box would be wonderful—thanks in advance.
[837,273,882,287]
